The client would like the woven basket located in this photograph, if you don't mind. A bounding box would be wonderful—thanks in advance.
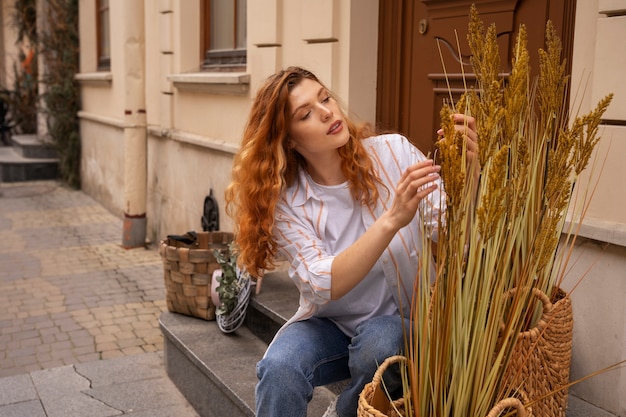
[159,231,233,320]
[358,355,532,417]
[357,355,408,417]
[504,287,573,417]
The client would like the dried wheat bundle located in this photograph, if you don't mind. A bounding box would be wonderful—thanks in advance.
[399,6,613,417]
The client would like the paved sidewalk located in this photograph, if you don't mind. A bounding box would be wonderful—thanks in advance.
[0,181,198,416]
[0,352,198,417]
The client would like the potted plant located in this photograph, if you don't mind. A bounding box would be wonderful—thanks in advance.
[358,6,614,417]
[211,243,252,333]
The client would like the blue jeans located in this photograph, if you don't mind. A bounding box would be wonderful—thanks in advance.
[255,315,408,417]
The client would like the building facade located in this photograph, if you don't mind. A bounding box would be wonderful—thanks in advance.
[2,0,622,414]
[77,1,626,415]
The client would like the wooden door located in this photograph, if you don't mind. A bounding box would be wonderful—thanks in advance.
[376,0,577,156]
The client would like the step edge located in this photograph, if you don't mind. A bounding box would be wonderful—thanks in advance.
[0,147,59,163]
[160,312,264,415]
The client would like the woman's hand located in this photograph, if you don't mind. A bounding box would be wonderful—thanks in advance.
[456,114,479,170]
[438,113,479,162]
[438,113,480,180]
[330,158,440,299]
[385,159,441,231]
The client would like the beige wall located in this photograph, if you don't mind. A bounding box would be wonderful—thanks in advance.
[78,0,380,241]
[562,240,626,416]
[563,1,626,415]
[78,0,134,218]
[570,0,626,231]
[80,118,125,217]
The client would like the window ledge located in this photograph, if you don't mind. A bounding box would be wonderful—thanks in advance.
[147,126,239,155]
[75,72,113,86]
[168,72,250,95]
[564,216,626,248]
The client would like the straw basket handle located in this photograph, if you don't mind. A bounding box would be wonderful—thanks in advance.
[365,355,407,416]
[371,355,407,386]
[485,397,528,417]
[504,287,554,335]
[505,287,553,312]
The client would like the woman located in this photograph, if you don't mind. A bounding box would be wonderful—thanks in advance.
[225,67,477,417]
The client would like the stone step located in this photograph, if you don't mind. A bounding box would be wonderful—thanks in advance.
[0,134,59,183]
[0,146,59,182]
[159,269,337,417]
[244,268,299,345]
[11,134,58,159]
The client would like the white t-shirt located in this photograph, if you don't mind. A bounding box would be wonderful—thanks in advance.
[271,133,443,345]
[307,178,398,337]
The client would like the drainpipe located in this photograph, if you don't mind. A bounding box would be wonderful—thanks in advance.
[121,0,147,248]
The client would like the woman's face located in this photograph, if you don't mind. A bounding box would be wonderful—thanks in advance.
[287,78,349,160]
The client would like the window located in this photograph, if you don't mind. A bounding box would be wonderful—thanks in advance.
[201,0,247,71]
[96,0,110,70]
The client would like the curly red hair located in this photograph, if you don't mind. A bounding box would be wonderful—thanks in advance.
[225,67,382,277]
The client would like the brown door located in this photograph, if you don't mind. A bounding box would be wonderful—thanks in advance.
[377,0,577,156]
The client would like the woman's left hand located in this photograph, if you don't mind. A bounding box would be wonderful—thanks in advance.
[437,113,480,174]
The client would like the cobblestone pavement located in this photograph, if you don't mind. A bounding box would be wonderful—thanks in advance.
[0,181,167,377]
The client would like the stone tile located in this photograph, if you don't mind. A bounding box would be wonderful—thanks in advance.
[7,346,36,359]
[101,350,125,360]
[0,367,21,378]
[38,360,64,369]
[94,334,116,344]
[72,345,96,356]
[0,399,47,417]
[121,346,145,355]
[0,182,197,415]
[75,352,165,386]
[76,353,101,363]
[142,344,159,353]
[118,404,199,417]
[117,338,144,349]
[0,373,37,405]
[87,378,189,414]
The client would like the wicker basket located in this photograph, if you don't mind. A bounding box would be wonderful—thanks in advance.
[357,355,408,417]
[159,231,233,320]
[504,287,573,417]
[358,355,532,417]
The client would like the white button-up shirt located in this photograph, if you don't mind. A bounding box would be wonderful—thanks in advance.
[272,133,443,341]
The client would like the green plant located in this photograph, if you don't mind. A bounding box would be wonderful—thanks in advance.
[4,0,38,136]
[40,0,80,188]
[13,0,37,45]
[214,243,247,316]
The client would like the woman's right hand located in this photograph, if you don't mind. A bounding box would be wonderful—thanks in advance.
[330,159,440,299]
[384,159,441,231]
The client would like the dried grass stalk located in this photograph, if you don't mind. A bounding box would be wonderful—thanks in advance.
[398,6,613,417]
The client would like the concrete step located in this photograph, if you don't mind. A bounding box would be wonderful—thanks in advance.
[0,147,59,182]
[159,269,337,417]
[244,268,299,345]
[11,134,58,159]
